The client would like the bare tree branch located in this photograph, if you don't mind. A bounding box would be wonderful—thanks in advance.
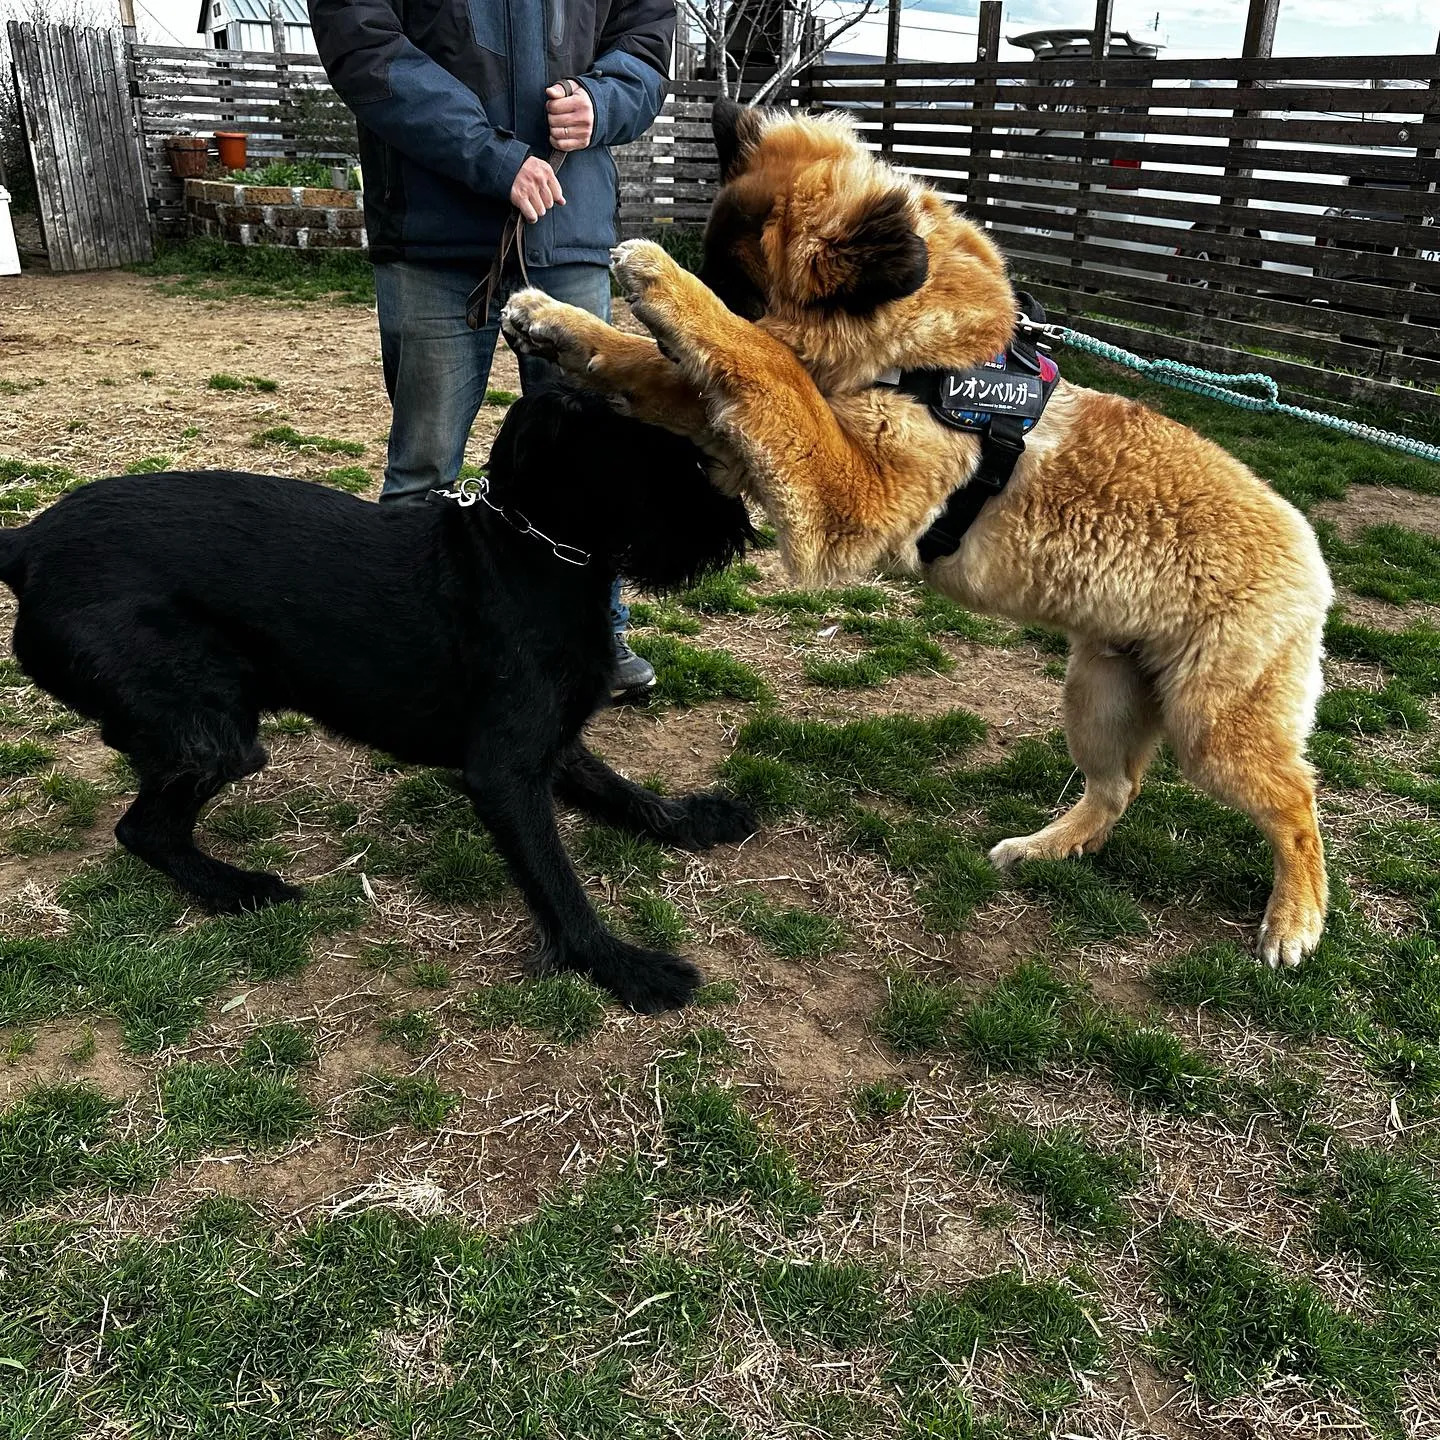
[752,0,882,104]
[677,0,883,104]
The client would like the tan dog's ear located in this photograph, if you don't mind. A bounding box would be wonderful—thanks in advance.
[712,99,763,182]
[806,185,929,314]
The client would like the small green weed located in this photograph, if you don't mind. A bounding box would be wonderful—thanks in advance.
[0,1082,168,1212]
[0,741,54,778]
[804,616,952,689]
[680,561,762,614]
[159,1062,317,1151]
[876,971,966,1054]
[626,599,703,635]
[349,1070,458,1134]
[251,426,365,458]
[575,823,669,884]
[204,801,280,845]
[1150,1217,1401,1421]
[1321,522,1440,606]
[379,1009,439,1056]
[123,454,174,474]
[463,975,607,1044]
[0,459,83,525]
[624,890,690,949]
[851,1078,910,1120]
[756,1259,885,1350]
[629,635,772,707]
[320,464,371,493]
[693,979,740,1006]
[4,1030,35,1063]
[238,1022,315,1073]
[732,892,846,958]
[408,960,452,990]
[979,1122,1140,1234]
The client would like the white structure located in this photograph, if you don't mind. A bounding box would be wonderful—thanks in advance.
[197,0,313,53]
[0,188,20,277]
[824,0,1166,65]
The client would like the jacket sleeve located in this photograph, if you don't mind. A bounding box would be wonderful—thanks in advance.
[576,0,675,148]
[308,0,530,202]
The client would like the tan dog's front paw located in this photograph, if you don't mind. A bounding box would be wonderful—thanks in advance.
[500,288,611,379]
[989,831,1086,868]
[609,239,679,306]
[500,287,567,360]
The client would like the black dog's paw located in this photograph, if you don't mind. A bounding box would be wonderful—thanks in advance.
[668,791,759,850]
[204,869,306,914]
[583,937,703,1013]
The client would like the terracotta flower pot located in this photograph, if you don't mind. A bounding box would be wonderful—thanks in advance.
[165,136,208,179]
[215,132,248,172]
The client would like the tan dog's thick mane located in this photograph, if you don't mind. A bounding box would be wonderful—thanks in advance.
[738,109,1016,394]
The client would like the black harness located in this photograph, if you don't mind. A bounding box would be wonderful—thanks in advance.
[878,292,1061,565]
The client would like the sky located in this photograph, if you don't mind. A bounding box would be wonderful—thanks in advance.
[9,0,1438,61]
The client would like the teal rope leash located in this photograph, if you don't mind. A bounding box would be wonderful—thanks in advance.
[1052,329,1440,465]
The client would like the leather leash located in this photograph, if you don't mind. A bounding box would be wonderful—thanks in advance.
[466,78,579,331]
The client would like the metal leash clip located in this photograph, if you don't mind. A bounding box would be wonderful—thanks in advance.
[1014,310,1069,351]
[429,476,591,566]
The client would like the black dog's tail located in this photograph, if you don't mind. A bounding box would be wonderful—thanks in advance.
[0,528,29,593]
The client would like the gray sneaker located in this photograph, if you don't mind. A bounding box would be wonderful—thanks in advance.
[612,636,656,699]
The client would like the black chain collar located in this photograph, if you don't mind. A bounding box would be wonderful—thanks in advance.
[430,475,591,567]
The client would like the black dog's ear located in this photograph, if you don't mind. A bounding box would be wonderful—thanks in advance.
[811,186,929,314]
[712,98,763,182]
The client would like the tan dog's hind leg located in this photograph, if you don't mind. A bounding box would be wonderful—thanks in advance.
[1165,663,1328,969]
[990,639,1162,868]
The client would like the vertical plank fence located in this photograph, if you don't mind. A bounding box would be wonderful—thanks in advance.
[6,21,151,270]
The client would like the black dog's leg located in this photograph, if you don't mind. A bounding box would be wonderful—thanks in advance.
[554,744,757,849]
[114,717,302,913]
[116,769,303,913]
[464,759,701,1012]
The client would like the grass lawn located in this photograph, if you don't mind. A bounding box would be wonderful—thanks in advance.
[1,268,1439,1439]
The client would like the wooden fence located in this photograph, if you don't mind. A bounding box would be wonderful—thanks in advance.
[127,42,357,231]
[112,31,1439,413]
[621,54,1439,414]
[7,22,151,269]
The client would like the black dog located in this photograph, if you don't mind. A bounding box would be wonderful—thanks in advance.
[0,384,757,1012]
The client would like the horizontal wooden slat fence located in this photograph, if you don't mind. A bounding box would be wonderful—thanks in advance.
[622,54,1439,414]
[797,49,1439,413]
[116,33,1438,414]
[127,43,357,231]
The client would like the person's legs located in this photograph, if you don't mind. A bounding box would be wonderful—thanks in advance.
[516,262,653,697]
[374,261,497,503]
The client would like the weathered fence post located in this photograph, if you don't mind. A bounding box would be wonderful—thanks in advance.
[269,0,294,161]
[966,0,1001,221]
[1392,29,1440,379]
[880,0,901,159]
[1213,0,1279,306]
[1068,0,1114,290]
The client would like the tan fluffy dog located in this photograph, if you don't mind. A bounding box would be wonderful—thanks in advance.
[501,101,1334,968]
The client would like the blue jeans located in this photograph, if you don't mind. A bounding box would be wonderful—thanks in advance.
[373,259,628,633]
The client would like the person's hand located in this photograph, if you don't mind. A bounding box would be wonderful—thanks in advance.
[510,156,565,223]
[547,80,594,152]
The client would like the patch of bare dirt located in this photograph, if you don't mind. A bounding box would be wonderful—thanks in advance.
[1315,484,1440,540]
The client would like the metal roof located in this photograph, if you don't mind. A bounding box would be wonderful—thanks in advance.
[198,0,311,33]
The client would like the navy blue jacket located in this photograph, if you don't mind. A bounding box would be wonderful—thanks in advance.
[309,0,674,267]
